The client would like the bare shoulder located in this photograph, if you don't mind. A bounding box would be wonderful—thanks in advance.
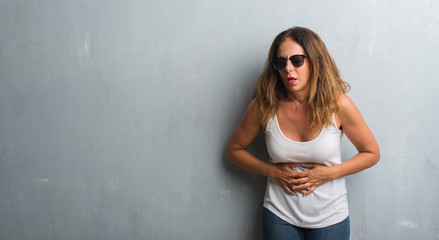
[337,94,360,115]
[245,98,263,118]
[227,98,264,150]
[248,98,259,110]
[336,94,363,127]
[337,94,355,110]
[335,95,380,163]
[240,98,263,127]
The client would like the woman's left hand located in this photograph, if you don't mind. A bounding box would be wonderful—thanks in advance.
[288,163,335,196]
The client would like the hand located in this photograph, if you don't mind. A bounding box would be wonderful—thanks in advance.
[288,163,334,196]
[268,163,301,195]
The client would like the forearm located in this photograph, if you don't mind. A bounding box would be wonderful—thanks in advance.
[227,148,274,178]
[330,151,380,180]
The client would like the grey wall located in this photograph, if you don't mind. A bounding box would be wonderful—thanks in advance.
[1,0,438,239]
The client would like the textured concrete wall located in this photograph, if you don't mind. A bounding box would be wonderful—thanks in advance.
[1,0,438,239]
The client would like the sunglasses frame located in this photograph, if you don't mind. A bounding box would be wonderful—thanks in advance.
[271,54,308,70]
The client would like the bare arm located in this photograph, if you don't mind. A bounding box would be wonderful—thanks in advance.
[226,99,299,195]
[331,94,380,178]
[291,94,380,195]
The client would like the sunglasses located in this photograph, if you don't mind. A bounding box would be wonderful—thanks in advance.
[271,54,308,70]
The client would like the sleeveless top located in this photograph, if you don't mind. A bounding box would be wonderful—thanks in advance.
[263,113,349,228]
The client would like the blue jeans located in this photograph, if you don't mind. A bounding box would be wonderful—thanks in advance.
[262,208,350,240]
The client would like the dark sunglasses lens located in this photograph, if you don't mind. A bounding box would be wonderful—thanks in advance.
[272,58,287,70]
[290,56,305,67]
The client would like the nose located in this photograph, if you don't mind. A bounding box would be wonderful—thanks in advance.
[285,58,294,72]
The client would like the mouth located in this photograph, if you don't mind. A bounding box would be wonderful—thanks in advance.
[287,77,297,85]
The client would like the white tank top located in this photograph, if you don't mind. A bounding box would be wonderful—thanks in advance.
[263,113,349,228]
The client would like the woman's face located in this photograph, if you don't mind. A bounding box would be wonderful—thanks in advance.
[275,38,311,98]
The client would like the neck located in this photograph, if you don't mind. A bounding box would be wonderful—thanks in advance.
[285,91,309,104]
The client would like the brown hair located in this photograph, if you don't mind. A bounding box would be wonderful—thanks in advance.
[253,26,350,127]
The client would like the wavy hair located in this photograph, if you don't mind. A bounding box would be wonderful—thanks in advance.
[254,26,350,128]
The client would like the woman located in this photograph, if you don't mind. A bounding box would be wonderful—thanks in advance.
[226,27,380,240]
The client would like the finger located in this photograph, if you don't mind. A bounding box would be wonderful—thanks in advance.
[292,182,312,191]
[303,186,317,196]
[293,171,309,178]
[280,176,291,182]
[300,163,317,168]
[283,184,296,196]
[287,163,301,169]
[301,162,326,168]
[287,168,308,178]
[276,179,296,196]
[288,178,308,185]
[287,172,298,178]
[286,172,295,178]
[286,168,300,178]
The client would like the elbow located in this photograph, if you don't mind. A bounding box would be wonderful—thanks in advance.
[366,140,381,167]
[225,144,237,164]
[375,149,381,164]
[225,147,234,163]
[360,147,380,168]
[226,143,245,166]
[370,147,381,166]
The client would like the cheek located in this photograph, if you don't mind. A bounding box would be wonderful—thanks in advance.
[299,68,311,81]
[278,70,288,80]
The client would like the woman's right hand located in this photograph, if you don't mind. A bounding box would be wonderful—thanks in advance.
[268,163,301,195]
